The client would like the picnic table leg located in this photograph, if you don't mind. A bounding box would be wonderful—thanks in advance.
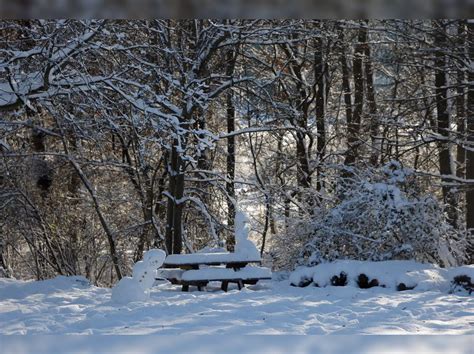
[221,280,229,292]
[237,280,244,290]
[182,284,189,292]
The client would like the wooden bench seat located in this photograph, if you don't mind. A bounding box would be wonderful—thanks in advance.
[159,252,271,292]
[179,278,268,292]
[156,268,186,284]
[181,266,271,282]
[179,266,271,292]
[180,266,271,291]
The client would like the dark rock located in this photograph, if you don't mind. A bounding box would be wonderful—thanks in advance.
[357,273,380,289]
[451,275,473,294]
[331,272,347,286]
[397,283,416,291]
[357,273,369,288]
[369,278,379,287]
[299,279,313,287]
[290,276,313,288]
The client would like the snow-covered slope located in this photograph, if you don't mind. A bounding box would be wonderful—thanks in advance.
[0,274,472,335]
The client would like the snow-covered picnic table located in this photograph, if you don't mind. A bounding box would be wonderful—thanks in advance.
[164,252,262,267]
[158,252,271,292]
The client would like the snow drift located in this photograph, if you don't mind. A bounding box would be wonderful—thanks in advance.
[289,260,474,294]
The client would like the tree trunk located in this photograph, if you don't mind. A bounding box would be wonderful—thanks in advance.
[363,21,379,166]
[456,20,466,179]
[260,196,270,256]
[293,65,311,193]
[226,49,236,249]
[466,20,474,263]
[134,187,154,262]
[344,23,366,168]
[284,39,312,210]
[0,236,10,277]
[434,20,458,228]
[315,36,326,192]
[338,27,353,176]
[65,132,82,274]
[165,140,185,255]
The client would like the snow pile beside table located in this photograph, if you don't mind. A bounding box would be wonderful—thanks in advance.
[289,260,474,294]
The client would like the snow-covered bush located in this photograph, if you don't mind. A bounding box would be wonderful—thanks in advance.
[273,162,466,269]
[304,162,466,267]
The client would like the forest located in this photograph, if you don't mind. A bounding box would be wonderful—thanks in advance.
[1,19,473,286]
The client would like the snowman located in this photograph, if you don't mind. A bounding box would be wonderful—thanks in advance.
[112,249,166,303]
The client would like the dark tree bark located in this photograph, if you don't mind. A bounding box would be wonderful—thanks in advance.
[434,20,458,228]
[281,34,313,210]
[0,236,10,277]
[225,48,237,249]
[65,131,82,274]
[165,137,185,255]
[466,21,474,263]
[363,21,379,166]
[293,72,311,191]
[315,36,326,192]
[456,20,466,179]
[344,23,366,169]
[338,27,353,176]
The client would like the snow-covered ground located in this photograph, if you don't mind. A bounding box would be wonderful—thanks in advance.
[1,275,473,335]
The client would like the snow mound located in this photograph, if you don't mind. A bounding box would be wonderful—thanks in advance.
[0,275,90,301]
[290,260,474,294]
[234,210,260,259]
[111,277,148,304]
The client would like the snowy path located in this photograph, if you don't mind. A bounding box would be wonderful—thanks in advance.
[0,276,473,335]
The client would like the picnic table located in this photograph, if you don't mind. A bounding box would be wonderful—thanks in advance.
[157,252,271,292]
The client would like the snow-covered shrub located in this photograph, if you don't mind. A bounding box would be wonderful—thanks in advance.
[271,207,327,271]
[275,162,466,269]
[301,163,465,267]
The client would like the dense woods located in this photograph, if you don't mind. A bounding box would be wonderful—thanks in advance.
[1,19,473,286]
